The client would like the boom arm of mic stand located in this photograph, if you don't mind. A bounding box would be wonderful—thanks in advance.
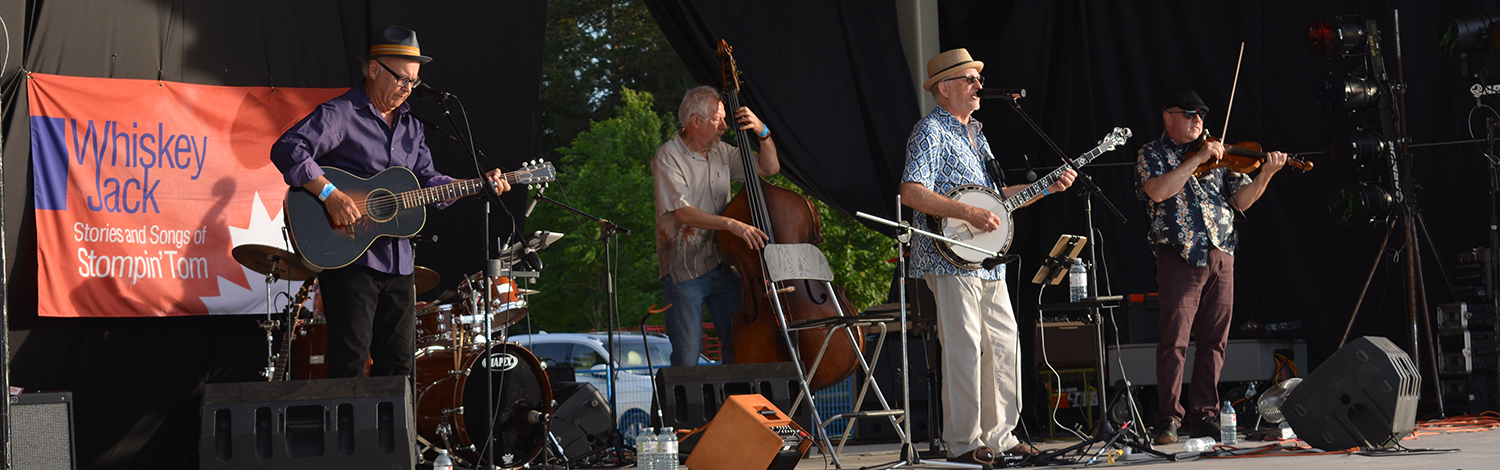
[434,98,504,207]
[534,193,633,237]
[1004,100,1129,224]
[854,212,1003,265]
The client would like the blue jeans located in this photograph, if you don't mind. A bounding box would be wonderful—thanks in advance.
[662,265,741,367]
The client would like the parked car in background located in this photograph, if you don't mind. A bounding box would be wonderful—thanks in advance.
[508,331,713,443]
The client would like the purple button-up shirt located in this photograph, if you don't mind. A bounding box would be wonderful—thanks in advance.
[270,83,455,275]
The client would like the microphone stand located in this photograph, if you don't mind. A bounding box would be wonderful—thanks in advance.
[1000,98,1166,462]
[434,94,509,469]
[528,190,633,462]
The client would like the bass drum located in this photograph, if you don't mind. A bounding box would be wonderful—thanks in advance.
[414,343,552,467]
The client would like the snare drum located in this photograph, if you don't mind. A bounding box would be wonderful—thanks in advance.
[458,274,530,330]
[414,343,552,467]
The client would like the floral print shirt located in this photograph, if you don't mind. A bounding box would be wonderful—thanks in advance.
[902,107,1005,280]
[1136,131,1250,267]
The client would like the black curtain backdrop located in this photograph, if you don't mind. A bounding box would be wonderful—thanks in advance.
[649,0,1500,420]
[0,1,544,468]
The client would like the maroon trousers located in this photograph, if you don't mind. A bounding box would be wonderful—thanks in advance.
[1153,246,1234,425]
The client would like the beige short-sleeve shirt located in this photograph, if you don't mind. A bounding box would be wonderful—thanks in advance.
[652,133,748,281]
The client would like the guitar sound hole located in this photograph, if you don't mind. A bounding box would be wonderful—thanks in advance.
[365,188,396,222]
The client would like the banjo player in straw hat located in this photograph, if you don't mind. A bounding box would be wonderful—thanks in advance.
[900,48,1076,464]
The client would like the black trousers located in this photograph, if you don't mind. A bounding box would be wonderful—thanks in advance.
[320,265,416,378]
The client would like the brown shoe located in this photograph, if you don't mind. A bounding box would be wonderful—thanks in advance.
[1004,441,1041,456]
[948,446,997,465]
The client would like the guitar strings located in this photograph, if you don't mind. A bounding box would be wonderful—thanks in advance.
[356,173,530,213]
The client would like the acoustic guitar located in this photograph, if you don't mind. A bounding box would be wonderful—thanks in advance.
[286,161,555,269]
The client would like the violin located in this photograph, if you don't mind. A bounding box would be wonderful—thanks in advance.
[1187,135,1313,178]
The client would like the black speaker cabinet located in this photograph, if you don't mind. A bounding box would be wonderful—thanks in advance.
[9,391,77,470]
[551,381,614,460]
[654,362,802,453]
[1283,336,1420,450]
[200,376,415,470]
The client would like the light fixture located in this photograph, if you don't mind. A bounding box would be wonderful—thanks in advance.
[1325,130,1390,168]
[1436,13,1497,59]
[1308,16,1368,58]
[1330,182,1396,225]
[1315,74,1383,114]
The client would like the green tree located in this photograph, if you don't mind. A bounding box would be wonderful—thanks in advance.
[540,0,695,163]
[526,87,670,333]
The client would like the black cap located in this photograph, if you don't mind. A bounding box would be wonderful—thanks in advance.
[1161,87,1209,112]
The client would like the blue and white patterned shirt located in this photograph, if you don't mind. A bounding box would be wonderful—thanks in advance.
[1135,131,1250,267]
[902,107,1005,280]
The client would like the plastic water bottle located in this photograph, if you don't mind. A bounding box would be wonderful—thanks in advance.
[433,449,453,470]
[1182,436,1215,452]
[1220,400,1238,445]
[659,427,678,469]
[1068,258,1088,302]
[639,427,659,470]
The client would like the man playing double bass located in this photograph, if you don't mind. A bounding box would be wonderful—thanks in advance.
[1137,87,1285,444]
[900,49,1074,464]
[652,85,778,367]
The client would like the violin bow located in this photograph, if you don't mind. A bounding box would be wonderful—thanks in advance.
[1220,42,1246,140]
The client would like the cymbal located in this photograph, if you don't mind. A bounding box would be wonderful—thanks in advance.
[232,244,320,281]
[414,266,440,295]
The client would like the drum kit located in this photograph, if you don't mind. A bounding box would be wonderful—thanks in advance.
[231,230,566,468]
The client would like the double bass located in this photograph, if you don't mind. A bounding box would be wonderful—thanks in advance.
[714,40,864,391]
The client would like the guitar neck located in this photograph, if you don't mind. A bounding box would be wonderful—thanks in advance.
[1002,146,1104,211]
[399,171,527,209]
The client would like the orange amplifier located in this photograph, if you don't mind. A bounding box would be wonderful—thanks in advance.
[685,394,811,470]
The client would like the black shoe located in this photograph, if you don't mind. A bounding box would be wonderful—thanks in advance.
[1151,418,1179,445]
[1187,415,1220,439]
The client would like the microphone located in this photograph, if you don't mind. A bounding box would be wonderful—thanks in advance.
[981,254,1021,270]
[413,83,450,100]
[1021,154,1038,182]
[524,186,547,218]
[980,88,1026,100]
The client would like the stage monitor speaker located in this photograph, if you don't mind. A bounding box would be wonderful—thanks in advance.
[1283,336,1420,450]
[654,362,802,454]
[685,394,810,470]
[551,381,614,460]
[200,376,415,470]
[9,391,77,470]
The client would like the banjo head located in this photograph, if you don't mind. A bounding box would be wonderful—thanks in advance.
[927,185,1013,270]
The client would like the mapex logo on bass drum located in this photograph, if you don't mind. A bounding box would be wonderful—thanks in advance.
[484,353,520,372]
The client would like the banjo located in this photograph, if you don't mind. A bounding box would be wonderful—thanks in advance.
[928,127,1131,269]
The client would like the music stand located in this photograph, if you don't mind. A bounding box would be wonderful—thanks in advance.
[1030,234,1087,286]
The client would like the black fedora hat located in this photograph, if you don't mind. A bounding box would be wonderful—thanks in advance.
[367,25,432,64]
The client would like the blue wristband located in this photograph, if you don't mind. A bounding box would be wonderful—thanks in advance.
[759,125,770,139]
[1041,188,1051,197]
[319,183,337,201]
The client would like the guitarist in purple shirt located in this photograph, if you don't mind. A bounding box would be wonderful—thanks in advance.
[270,25,510,379]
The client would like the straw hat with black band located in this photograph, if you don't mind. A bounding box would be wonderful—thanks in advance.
[366,25,432,64]
[923,48,984,91]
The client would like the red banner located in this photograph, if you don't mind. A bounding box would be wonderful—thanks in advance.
[28,73,346,316]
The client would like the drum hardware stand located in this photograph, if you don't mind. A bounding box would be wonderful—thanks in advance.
[856,201,1014,470]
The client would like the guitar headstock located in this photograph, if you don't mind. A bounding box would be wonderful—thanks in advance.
[716,39,742,93]
[514,160,557,186]
[1098,127,1133,151]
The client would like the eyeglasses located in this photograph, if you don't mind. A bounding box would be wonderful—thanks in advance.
[1168,109,1208,120]
[942,74,985,86]
[374,59,422,89]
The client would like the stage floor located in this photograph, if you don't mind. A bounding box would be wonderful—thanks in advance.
[795,425,1499,469]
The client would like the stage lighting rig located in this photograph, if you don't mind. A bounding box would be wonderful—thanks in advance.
[1308,15,1370,58]
[1316,74,1383,114]
[1436,13,1498,59]
[1325,129,1394,168]
[1330,182,1396,225]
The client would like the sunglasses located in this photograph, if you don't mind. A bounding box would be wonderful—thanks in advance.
[374,59,422,89]
[1168,109,1208,120]
[942,74,985,86]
